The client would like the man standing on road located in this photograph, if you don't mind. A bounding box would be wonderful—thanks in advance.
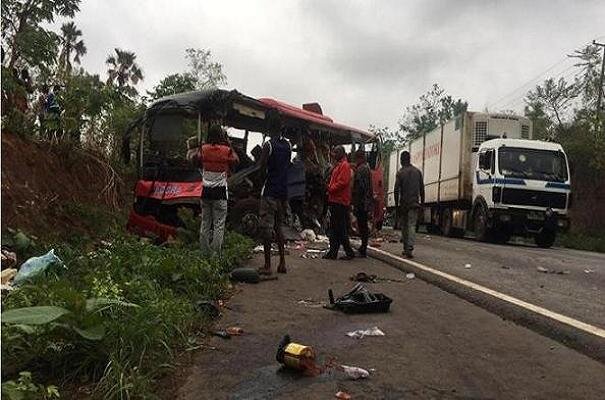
[352,149,373,257]
[258,113,291,275]
[195,125,239,254]
[394,151,424,259]
[323,145,355,260]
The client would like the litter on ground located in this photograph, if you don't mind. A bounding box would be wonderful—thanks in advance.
[14,249,63,285]
[226,326,244,336]
[346,326,385,339]
[341,365,370,380]
[326,284,392,314]
[464,263,472,269]
[406,272,415,279]
[335,391,352,400]
[537,266,549,273]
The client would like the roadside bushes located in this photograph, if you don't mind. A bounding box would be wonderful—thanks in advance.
[1,230,253,399]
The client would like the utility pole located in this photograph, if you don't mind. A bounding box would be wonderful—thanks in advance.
[593,40,605,133]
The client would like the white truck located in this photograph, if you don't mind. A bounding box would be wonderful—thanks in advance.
[386,111,571,248]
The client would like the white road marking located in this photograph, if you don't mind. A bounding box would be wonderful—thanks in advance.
[370,247,605,339]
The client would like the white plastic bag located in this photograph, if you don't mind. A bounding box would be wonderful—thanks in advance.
[14,249,63,285]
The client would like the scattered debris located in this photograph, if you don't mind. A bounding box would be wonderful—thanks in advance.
[326,284,392,314]
[14,249,63,285]
[346,326,385,339]
[584,269,595,274]
[300,229,317,242]
[501,265,511,270]
[1,268,17,285]
[230,267,260,283]
[464,263,472,269]
[341,365,370,380]
[194,300,220,319]
[315,235,329,244]
[253,245,264,253]
[297,299,326,308]
[276,335,321,376]
[537,266,549,273]
[335,391,352,400]
[405,272,415,279]
[213,330,231,339]
[555,270,571,275]
[306,249,323,254]
[226,326,244,336]
[350,272,377,282]
[1,250,17,269]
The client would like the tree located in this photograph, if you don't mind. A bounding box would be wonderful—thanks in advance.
[398,83,467,140]
[58,21,86,76]
[147,73,197,100]
[147,48,227,100]
[185,48,226,89]
[106,48,144,96]
[569,44,603,110]
[1,0,80,71]
[525,77,577,129]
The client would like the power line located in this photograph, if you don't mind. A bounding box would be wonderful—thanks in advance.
[487,37,605,110]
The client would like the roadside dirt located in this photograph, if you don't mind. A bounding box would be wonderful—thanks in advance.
[169,248,605,400]
[1,132,126,237]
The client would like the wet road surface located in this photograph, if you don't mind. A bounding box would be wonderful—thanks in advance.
[172,249,605,400]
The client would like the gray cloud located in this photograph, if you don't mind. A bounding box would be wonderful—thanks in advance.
[55,0,604,130]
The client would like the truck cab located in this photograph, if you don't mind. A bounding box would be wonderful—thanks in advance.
[473,138,571,247]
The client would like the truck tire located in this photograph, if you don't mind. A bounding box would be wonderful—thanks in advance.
[473,205,491,242]
[492,230,511,244]
[535,230,556,248]
[442,208,453,237]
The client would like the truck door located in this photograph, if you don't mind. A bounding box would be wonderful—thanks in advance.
[475,149,495,206]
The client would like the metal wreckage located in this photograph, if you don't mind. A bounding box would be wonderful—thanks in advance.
[121,89,385,241]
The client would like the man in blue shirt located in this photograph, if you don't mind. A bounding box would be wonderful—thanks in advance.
[258,112,291,275]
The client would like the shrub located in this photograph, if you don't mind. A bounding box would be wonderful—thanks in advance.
[1,230,252,399]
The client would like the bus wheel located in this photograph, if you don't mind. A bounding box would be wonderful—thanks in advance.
[535,230,556,248]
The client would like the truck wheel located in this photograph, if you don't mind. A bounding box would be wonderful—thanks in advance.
[473,206,491,242]
[492,231,511,244]
[442,208,453,237]
[535,230,556,248]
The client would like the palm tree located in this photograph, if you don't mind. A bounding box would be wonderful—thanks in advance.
[106,48,144,95]
[58,22,87,75]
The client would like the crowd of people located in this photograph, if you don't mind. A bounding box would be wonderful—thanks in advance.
[190,117,425,275]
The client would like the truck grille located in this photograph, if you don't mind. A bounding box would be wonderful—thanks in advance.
[501,188,566,209]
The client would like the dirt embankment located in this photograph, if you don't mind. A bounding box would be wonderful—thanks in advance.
[1,132,126,237]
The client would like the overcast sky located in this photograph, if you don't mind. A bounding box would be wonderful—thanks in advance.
[62,0,604,131]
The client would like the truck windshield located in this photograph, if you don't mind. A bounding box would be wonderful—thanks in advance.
[498,147,568,182]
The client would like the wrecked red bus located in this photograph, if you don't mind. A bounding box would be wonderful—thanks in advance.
[121,89,385,241]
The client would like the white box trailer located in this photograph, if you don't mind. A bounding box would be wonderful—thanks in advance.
[386,111,571,248]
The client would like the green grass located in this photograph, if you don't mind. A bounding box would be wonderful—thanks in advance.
[1,210,253,399]
[558,231,605,253]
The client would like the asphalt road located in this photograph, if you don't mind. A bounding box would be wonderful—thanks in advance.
[376,229,605,328]
[170,249,605,400]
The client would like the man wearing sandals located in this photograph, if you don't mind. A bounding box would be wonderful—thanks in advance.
[258,114,291,275]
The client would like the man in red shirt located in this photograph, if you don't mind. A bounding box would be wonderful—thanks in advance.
[323,145,355,260]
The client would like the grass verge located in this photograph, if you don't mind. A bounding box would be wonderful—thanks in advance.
[1,213,253,399]
[558,231,605,253]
